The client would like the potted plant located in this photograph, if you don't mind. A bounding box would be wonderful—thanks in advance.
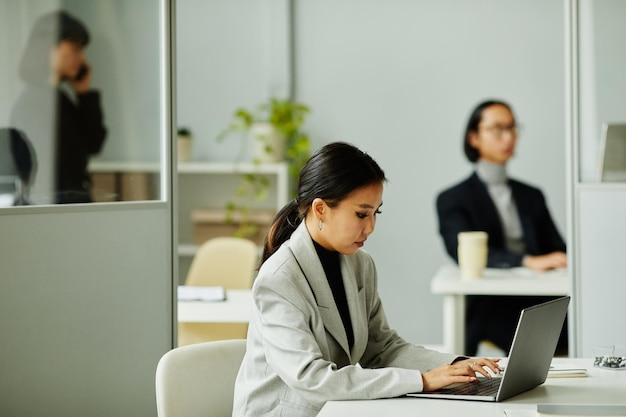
[177,127,193,163]
[218,97,311,172]
[217,97,312,240]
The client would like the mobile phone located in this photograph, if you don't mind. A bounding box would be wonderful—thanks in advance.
[75,64,89,81]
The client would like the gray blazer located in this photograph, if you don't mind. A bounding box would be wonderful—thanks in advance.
[232,222,458,417]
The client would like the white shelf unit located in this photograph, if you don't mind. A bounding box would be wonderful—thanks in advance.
[176,161,289,252]
[91,160,289,243]
[90,161,160,173]
[90,161,290,280]
[176,162,289,284]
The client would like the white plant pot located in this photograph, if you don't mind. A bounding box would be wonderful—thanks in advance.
[250,122,284,163]
[177,135,192,163]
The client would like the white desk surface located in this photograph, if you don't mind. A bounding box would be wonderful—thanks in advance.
[431,264,569,296]
[318,358,626,417]
[177,289,252,323]
[431,265,569,354]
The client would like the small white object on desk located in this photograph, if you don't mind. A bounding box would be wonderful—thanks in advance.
[177,285,226,301]
[177,289,252,323]
[593,345,626,370]
[457,231,488,279]
[547,362,588,378]
[496,359,587,379]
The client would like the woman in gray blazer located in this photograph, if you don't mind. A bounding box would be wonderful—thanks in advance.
[232,142,500,417]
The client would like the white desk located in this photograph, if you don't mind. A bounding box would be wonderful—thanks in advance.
[318,358,626,417]
[431,265,569,354]
[177,289,252,323]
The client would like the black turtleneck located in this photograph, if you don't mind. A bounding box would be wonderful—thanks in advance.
[312,240,354,350]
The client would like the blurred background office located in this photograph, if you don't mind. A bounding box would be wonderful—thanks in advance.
[1,1,625,417]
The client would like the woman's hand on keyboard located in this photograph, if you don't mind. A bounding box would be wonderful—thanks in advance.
[421,358,501,392]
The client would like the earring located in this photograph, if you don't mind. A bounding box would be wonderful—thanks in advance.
[318,219,323,231]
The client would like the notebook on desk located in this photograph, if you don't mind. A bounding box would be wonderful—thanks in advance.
[177,285,226,301]
[408,296,570,402]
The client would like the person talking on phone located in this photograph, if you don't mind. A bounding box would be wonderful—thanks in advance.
[11,10,107,204]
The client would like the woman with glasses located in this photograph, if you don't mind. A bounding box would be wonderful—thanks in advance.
[435,99,567,356]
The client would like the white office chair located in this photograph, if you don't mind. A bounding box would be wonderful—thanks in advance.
[179,237,258,346]
[155,339,246,417]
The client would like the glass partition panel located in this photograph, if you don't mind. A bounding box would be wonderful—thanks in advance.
[578,0,626,182]
[0,0,164,206]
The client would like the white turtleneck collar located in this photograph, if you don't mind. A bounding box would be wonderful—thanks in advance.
[475,159,507,185]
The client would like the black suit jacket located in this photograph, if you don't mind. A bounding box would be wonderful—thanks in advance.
[436,172,566,268]
[11,84,107,204]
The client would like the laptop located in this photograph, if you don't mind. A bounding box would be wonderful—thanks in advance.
[408,296,570,402]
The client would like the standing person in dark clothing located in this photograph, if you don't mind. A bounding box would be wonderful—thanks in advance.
[11,10,107,204]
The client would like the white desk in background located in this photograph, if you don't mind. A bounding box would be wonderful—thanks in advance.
[177,289,252,323]
[430,265,569,354]
[318,358,625,417]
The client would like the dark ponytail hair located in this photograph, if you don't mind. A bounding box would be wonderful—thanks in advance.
[463,99,514,162]
[260,141,387,265]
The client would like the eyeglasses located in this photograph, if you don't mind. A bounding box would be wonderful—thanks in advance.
[479,124,522,138]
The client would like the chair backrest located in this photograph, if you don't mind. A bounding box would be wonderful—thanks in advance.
[0,128,36,206]
[155,339,246,417]
[185,237,258,289]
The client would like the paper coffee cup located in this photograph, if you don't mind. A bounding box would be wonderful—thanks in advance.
[458,231,488,280]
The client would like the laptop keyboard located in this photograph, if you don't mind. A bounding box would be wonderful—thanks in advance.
[440,377,502,396]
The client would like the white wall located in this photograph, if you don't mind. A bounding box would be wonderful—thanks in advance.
[176,0,290,163]
[579,0,626,182]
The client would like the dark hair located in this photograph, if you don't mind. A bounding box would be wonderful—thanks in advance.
[19,10,90,84]
[260,141,387,265]
[463,99,514,162]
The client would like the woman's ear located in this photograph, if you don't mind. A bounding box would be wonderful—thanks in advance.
[311,198,326,220]
[468,131,480,149]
